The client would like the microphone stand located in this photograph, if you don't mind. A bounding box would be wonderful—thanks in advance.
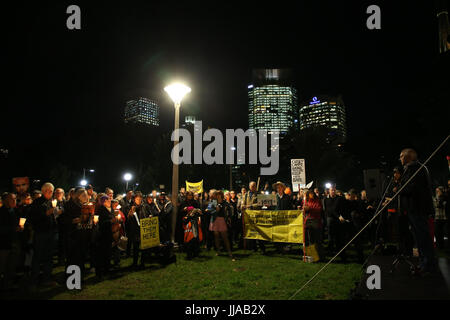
[361,175,393,269]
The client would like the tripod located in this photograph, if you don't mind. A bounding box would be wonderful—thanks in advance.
[389,212,416,273]
[390,252,416,273]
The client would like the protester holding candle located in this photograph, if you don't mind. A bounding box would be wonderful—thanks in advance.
[96,195,116,279]
[62,188,91,277]
[29,183,58,289]
[126,192,152,269]
[111,199,125,267]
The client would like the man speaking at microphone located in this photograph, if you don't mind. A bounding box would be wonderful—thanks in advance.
[398,148,437,275]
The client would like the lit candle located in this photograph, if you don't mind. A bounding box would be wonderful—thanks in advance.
[117,214,121,221]
[19,218,26,227]
[94,215,99,224]
[52,199,57,208]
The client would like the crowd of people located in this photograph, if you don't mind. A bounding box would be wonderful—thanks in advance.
[0,149,449,293]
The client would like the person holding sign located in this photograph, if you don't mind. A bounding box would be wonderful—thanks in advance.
[273,181,294,253]
[126,192,151,269]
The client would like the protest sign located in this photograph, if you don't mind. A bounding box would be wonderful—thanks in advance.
[291,159,306,192]
[243,210,303,243]
[140,217,160,250]
[186,180,203,194]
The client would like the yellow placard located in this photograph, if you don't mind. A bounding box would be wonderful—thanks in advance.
[140,217,160,250]
[244,210,303,244]
[186,180,203,194]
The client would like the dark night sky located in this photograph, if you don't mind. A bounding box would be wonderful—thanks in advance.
[2,0,449,190]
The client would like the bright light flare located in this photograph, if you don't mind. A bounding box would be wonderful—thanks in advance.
[164,83,191,104]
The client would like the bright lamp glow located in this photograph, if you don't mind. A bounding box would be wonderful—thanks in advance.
[325,182,332,189]
[80,180,88,186]
[123,173,132,181]
[89,169,95,173]
[164,83,191,104]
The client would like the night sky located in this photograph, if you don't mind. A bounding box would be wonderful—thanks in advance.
[2,0,449,190]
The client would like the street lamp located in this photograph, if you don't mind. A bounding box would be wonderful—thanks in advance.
[80,179,88,187]
[165,82,191,243]
[123,173,132,191]
[325,182,332,189]
[229,147,236,191]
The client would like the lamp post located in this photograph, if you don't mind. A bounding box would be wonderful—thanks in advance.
[164,83,191,243]
[123,173,132,191]
[229,147,236,191]
[81,168,94,187]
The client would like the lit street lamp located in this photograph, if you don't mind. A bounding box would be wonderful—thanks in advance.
[124,173,132,191]
[164,82,191,243]
[81,168,95,187]
[229,147,236,191]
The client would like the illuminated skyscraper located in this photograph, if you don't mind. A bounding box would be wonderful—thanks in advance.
[299,95,347,144]
[124,97,159,126]
[248,69,298,134]
[184,115,196,125]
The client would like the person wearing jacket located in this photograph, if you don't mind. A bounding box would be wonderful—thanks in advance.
[96,195,117,279]
[323,186,344,255]
[210,190,235,261]
[398,148,437,274]
[433,186,447,250]
[240,181,265,254]
[273,181,293,253]
[0,193,23,291]
[126,192,151,269]
[111,199,126,267]
[303,190,325,261]
[29,182,60,289]
[177,191,200,248]
[201,191,215,250]
[153,192,173,244]
[62,188,92,276]
[183,207,203,259]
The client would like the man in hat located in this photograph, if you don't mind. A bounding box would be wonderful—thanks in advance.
[273,181,293,210]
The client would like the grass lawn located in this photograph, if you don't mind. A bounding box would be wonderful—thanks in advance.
[10,243,363,300]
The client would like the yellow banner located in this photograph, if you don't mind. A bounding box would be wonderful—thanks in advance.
[140,217,160,250]
[186,180,203,194]
[244,210,303,244]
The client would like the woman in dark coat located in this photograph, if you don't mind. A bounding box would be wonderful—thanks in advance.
[177,191,200,247]
[95,195,116,279]
[126,192,151,268]
[62,188,92,276]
